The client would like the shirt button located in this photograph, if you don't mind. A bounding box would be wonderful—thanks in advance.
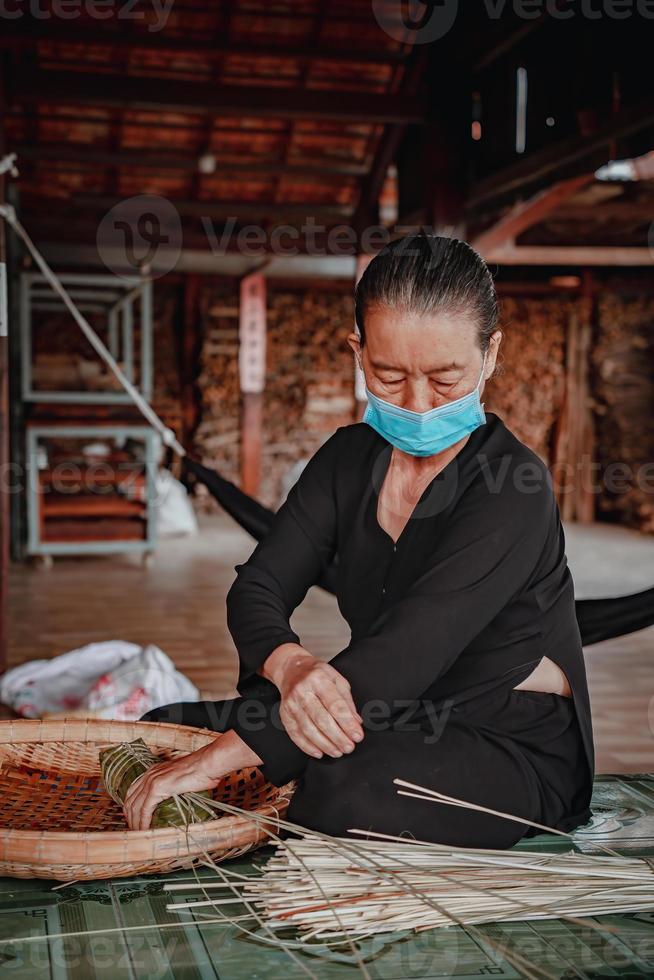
[393,544,397,552]
[381,587,387,595]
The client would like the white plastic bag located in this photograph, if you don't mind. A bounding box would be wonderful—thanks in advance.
[0,640,199,721]
[155,468,199,538]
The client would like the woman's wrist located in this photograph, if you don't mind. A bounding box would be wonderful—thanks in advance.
[203,729,262,779]
[262,642,314,691]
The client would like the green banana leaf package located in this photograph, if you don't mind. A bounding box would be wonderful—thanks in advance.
[100,737,217,829]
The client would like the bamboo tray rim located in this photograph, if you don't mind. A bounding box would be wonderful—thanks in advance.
[0,717,291,845]
[0,802,287,844]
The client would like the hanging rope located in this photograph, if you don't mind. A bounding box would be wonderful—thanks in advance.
[0,203,187,458]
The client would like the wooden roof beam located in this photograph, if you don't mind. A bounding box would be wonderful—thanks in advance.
[14,71,426,124]
[13,144,368,178]
[481,243,654,265]
[55,195,357,224]
[0,22,409,65]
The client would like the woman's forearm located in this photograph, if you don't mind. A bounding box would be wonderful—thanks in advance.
[204,728,263,776]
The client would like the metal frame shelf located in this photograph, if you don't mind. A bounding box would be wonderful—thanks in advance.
[26,424,159,558]
[21,272,153,405]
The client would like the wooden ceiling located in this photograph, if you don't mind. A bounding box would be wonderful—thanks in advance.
[1,1,653,266]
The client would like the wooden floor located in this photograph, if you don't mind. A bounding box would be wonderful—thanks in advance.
[6,513,654,774]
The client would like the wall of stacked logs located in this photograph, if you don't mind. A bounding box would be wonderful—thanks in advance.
[192,282,653,533]
[25,277,654,534]
[592,292,654,534]
[192,283,356,509]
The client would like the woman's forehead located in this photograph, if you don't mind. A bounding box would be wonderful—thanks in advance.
[363,308,480,364]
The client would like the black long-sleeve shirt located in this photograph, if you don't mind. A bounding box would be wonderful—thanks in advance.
[225,413,595,790]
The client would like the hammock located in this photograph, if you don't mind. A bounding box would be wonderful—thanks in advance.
[184,459,654,648]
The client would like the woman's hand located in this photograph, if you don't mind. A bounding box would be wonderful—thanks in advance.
[262,644,364,759]
[123,730,261,831]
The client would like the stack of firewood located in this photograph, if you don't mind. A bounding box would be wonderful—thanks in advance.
[260,289,355,506]
[592,293,654,533]
[485,296,568,463]
[192,285,242,502]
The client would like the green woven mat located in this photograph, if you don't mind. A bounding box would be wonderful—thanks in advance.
[0,773,652,979]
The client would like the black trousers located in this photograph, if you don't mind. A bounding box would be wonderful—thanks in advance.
[140,684,592,849]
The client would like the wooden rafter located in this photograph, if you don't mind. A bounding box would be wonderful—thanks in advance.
[471,174,594,253]
[468,98,654,207]
[481,244,654,266]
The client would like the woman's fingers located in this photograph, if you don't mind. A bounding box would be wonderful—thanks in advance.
[285,685,363,757]
[276,658,366,760]
[121,745,224,831]
[124,769,166,831]
[280,705,327,758]
[310,687,365,752]
[286,699,345,757]
[328,669,363,724]
[301,692,356,755]
[318,672,364,741]
[322,690,364,742]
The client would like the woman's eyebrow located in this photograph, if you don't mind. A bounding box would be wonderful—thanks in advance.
[425,362,464,373]
[370,360,404,371]
[370,359,464,372]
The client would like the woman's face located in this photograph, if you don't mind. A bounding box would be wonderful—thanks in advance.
[348,306,501,414]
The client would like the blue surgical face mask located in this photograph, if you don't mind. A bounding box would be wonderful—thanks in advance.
[361,351,488,457]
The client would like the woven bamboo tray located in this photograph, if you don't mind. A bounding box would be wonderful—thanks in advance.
[0,718,295,881]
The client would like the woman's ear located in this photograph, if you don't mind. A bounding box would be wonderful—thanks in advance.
[346,332,363,370]
[487,329,502,376]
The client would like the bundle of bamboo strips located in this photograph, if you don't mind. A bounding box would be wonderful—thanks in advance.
[162,779,654,949]
[165,835,654,941]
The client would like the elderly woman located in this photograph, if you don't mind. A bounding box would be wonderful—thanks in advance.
[128,235,594,848]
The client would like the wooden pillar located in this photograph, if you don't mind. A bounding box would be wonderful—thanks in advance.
[241,392,263,494]
[180,273,202,448]
[238,272,266,497]
[577,271,597,525]
[0,62,8,673]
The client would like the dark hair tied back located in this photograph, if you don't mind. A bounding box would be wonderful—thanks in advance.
[354,234,498,353]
